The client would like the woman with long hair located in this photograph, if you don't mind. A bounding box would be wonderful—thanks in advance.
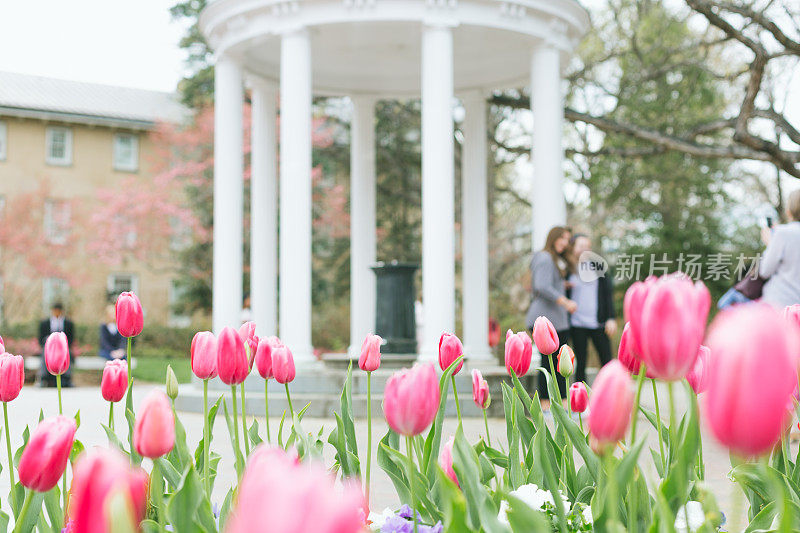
[526,226,577,410]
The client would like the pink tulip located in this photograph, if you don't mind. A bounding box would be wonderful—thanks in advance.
[532,316,559,355]
[636,275,710,381]
[383,363,440,436]
[587,360,634,450]
[557,345,575,378]
[115,292,143,338]
[686,345,710,395]
[438,333,464,375]
[191,331,218,380]
[504,330,533,377]
[238,321,259,368]
[133,390,175,458]
[622,277,656,357]
[18,415,77,492]
[569,382,588,413]
[69,448,148,533]
[472,369,490,409]
[704,303,799,456]
[227,444,364,533]
[785,305,800,332]
[439,436,458,487]
[100,360,128,403]
[254,337,274,379]
[217,326,250,386]
[617,322,641,375]
[44,331,70,376]
[272,343,296,384]
[0,336,4,353]
[0,352,24,402]
[359,334,382,372]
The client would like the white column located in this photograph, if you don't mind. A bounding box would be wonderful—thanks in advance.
[348,96,377,358]
[212,56,244,334]
[250,80,278,337]
[461,92,492,361]
[530,44,567,252]
[279,28,315,364]
[419,24,455,361]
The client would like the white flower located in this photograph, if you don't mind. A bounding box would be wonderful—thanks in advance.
[581,505,593,524]
[368,508,396,531]
[497,484,570,525]
[675,501,705,533]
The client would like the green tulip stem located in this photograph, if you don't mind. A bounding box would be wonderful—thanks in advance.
[406,435,418,533]
[3,402,16,511]
[365,371,373,510]
[451,376,462,427]
[126,336,133,387]
[578,412,584,433]
[56,373,67,512]
[240,383,250,456]
[203,379,210,496]
[56,374,62,415]
[13,490,33,533]
[231,385,242,476]
[482,409,492,447]
[264,379,271,444]
[630,364,647,443]
[108,401,114,433]
[548,353,561,402]
[285,383,295,425]
[667,381,676,460]
[652,380,667,474]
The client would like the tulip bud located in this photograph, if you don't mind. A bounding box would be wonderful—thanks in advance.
[358,334,382,372]
[569,382,588,413]
[557,345,575,378]
[18,415,77,492]
[438,333,464,375]
[44,331,70,376]
[191,331,218,380]
[165,365,179,400]
[133,390,175,458]
[617,322,642,375]
[532,316,559,355]
[686,345,710,395]
[0,336,4,353]
[471,369,491,409]
[217,326,249,386]
[238,321,259,369]
[101,359,128,403]
[504,330,533,377]
[587,360,634,452]
[271,343,296,384]
[383,363,440,436]
[254,337,274,380]
[115,292,144,338]
[705,303,799,456]
[622,277,656,357]
[439,436,458,487]
[0,352,24,403]
[69,448,148,533]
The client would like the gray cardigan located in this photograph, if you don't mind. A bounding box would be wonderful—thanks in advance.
[760,221,800,308]
[526,251,569,331]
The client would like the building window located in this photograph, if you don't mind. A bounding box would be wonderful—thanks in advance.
[168,280,191,328]
[113,133,139,172]
[43,199,71,245]
[42,278,70,313]
[107,274,138,300]
[0,121,7,161]
[45,126,72,166]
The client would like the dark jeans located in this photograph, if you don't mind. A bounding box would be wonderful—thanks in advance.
[571,326,613,383]
[536,329,570,402]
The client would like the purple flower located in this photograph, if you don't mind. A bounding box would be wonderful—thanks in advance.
[380,508,443,533]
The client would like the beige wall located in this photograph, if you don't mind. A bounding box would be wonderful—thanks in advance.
[0,115,186,327]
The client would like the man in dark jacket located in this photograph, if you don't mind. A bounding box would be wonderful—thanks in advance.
[567,235,618,383]
[38,302,75,387]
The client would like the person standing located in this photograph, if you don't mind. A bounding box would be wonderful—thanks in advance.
[760,189,800,308]
[568,234,617,384]
[98,305,126,360]
[38,302,75,387]
[526,226,576,410]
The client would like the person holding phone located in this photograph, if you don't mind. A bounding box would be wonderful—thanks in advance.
[759,189,800,307]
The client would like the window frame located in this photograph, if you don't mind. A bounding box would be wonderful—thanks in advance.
[45,126,73,166]
[0,121,7,161]
[42,277,70,313]
[107,273,139,297]
[112,132,139,172]
[43,198,71,245]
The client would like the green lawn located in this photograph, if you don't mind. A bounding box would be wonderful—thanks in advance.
[133,357,193,384]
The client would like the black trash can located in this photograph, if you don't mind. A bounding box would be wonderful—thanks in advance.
[371,262,418,354]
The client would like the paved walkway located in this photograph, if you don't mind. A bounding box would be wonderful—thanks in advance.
[0,382,758,528]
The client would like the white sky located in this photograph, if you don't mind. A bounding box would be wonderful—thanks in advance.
[0,0,188,92]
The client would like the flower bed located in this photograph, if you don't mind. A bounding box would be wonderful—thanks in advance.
[0,279,798,531]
